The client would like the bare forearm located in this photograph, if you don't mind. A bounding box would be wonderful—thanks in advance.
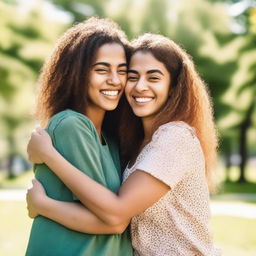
[38,197,128,234]
[43,150,169,226]
[44,149,128,225]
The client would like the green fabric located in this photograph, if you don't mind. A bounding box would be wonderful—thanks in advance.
[25,110,133,256]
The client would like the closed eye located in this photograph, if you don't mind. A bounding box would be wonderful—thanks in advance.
[127,76,138,81]
[149,76,160,81]
[118,69,128,75]
[95,68,108,73]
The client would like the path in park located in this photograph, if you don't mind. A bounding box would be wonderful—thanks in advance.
[0,189,256,219]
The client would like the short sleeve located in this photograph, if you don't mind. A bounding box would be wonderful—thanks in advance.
[136,123,203,188]
[48,114,106,200]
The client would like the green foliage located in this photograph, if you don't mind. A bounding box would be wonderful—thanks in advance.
[0,1,66,162]
[211,216,256,256]
[48,0,109,21]
[1,0,255,181]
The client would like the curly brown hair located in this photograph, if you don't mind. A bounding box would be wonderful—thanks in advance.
[35,17,130,132]
[120,33,218,191]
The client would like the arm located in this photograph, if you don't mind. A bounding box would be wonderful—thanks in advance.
[45,157,169,226]
[26,179,129,234]
[28,128,170,225]
[29,124,196,226]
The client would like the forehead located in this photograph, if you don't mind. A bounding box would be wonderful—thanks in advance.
[94,43,126,63]
[129,51,168,73]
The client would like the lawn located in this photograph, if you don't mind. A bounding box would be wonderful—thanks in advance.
[1,201,256,256]
[0,201,32,256]
[211,216,256,256]
[0,170,34,189]
[0,167,256,255]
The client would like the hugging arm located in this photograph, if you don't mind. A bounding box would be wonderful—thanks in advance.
[28,126,170,226]
[27,116,131,234]
[27,179,128,234]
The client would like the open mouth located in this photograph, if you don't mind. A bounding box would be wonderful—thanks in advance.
[100,90,120,96]
[133,96,154,103]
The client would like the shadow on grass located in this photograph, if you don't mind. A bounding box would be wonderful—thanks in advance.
[0,170,33,189]
[212,181,256,204]
[218,181,256,194]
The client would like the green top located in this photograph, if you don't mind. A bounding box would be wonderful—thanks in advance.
[25,110,133,256]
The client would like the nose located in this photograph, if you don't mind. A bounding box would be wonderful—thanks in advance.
[134,77,148,92]
[108,71,121,86]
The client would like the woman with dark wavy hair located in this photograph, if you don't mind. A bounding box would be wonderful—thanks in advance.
[25,17,133,256]
[27,33,221,255]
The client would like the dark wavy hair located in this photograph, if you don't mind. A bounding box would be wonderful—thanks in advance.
[35,17,130,138]
[120,33,218,191]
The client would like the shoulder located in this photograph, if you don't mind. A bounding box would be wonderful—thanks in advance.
[47,110,96,137]
[48,109,93,131]
[152,121,197,143]
[148,122,204,166]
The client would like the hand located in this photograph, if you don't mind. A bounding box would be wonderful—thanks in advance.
[26,179,47,218]
[27,126,54,164]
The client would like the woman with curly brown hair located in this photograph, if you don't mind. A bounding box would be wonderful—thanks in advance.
[27,33,221,255]
[25,17,133,256]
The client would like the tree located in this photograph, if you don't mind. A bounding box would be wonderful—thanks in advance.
[0,1,65,177]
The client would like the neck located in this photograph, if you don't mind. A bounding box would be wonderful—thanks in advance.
[142,117,154,142]
[85,106,105,137]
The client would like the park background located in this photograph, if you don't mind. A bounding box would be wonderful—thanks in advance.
[0,0,255,255]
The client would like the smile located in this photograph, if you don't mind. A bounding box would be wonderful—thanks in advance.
[100,90,120,96]
[133,97,154,103]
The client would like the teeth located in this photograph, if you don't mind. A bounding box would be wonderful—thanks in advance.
[135,97,153,103]
[101,90,119,96]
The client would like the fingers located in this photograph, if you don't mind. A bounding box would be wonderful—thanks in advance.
[35,125,43,134]
[32,178,41,186]
[31,124,42,135]
[27,180,33,190]
[35,125,48,136]
[35,124,41,130]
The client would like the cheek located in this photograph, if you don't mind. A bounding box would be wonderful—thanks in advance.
[89,73,105,86]
[160,81,170,99]
[124,82,132,96]
[87,86,96,102]
[120,74,127,86]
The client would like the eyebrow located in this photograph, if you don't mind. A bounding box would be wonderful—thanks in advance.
[127,69,164,75]
[127,70,139,74]
[93,62,127,67]
[147,69,164,75]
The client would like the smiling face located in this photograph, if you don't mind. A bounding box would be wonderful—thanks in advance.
[125,51,171,124]
[86,43,127,115]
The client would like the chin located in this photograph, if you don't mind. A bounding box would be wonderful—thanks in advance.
[132,110,151,118]
[104,104,119,111]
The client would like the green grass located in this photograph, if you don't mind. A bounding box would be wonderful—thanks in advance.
[0,201,32,256]
[0,202,255,256]
[1,166,256,255]
[211,216,256,256]
[0,170,34,189]
[218,181,256,194]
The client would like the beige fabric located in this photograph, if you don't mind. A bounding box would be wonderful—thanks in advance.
[123,122,221,256]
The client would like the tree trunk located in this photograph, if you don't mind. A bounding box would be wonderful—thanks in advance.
[7,135,16,179]
[238,123,247,183]
[7,154,16,179]
[225,151,232,182]
[238,103,254,183]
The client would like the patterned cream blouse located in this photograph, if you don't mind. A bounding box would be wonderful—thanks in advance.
[123,122,221,256]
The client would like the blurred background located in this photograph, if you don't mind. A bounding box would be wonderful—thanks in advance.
[0,0,255,255]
